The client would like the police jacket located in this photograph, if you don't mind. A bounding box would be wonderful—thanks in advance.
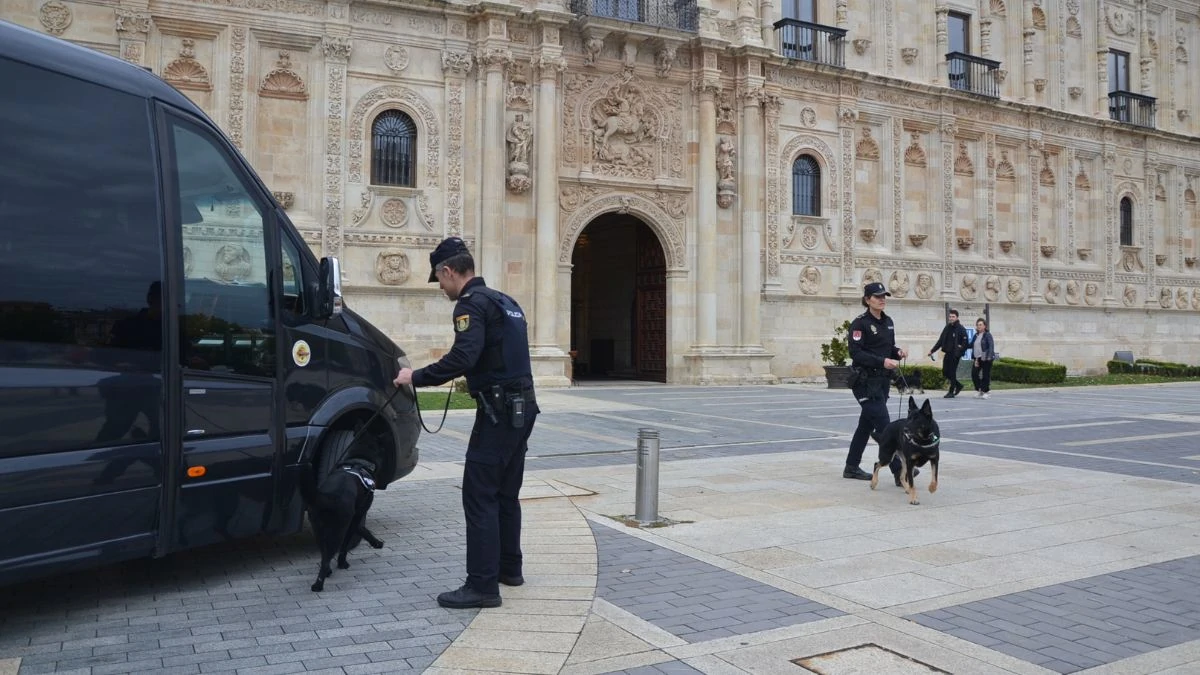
[930,322,969,358]
[848,310,900,373]
[411,277,533,393]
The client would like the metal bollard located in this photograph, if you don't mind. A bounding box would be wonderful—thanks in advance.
[635,428,660,524]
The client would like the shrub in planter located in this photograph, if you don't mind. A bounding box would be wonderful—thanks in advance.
[992,357,1066,384]
[820,320,853,388]
[1107,359,1136,374]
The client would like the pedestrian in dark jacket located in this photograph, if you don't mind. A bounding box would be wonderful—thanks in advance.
[928,309,969,398]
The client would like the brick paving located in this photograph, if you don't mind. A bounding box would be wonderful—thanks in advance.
[0,479,472,674]
[590,521,842,643]
[908,554,1200,673]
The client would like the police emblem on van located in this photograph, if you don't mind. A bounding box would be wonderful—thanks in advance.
[292,340,311,367]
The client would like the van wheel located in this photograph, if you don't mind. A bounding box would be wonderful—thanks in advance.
[316,429,356,481]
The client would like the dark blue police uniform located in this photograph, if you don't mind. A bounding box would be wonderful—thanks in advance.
[412,238,539,607]
[844,283,903,481]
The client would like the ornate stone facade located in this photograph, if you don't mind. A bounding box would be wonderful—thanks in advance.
[11,0,1199,383]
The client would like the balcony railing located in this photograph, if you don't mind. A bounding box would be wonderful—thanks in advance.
[946,52,1001,98]
[773,19,847,67]
[570,0,698,32]
[1109,90,1156,128]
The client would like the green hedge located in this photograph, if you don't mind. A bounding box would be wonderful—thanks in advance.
[991,357,1067,384]
[1107,359,1136,374]
[898,364,946,390]
[1127,359,1200,377]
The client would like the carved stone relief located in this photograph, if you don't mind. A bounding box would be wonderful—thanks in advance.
[799,266,821,295]
[889,271,910,298]
[961,274,978,300]
[376,250,411,285]
[259,50,307,100]
[799,107,817,128]
[954,140,974,176]
[215,244,252,282]
[862,268,883,286]
[1085,282,1099,306]
[716,137,736,208]
[984,275,1001,301]
[564,73,683,181]
[379,198,408,228]
[903,133,927,167]
[164,38,212,91]
[856,127,880,160]
[1159,287,1173,309]
[383,45,409,73]
[1045,278,1060,303]
[1123,285,1137,307]
[38,1,71,35]
[506,113,533,194]
[506,74,532,110]
[916,272,936,299]
[1007,278,1025,303]
[1177,288,1189,310]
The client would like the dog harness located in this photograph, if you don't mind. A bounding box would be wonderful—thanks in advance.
[903,430,940,449]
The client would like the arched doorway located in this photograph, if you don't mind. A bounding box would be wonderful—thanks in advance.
[570,213,666,383]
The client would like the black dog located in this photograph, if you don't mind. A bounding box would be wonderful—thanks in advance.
[307,454,385,592]
[870,397,941,505]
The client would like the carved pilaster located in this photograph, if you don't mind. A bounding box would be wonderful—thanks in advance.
[935,6,949,85]
[1102,146,1117,303]
[986,134,996,259]
[321,35,350,260]
[764,93,782,287]
[1029,142,1041,298]
[228,27,247,150]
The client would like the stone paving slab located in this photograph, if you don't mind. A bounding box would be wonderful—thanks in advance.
[589,520,842,644]
[908,554,1200,673]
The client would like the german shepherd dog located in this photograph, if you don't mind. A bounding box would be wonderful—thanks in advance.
[305,438,386,592]
[870,397,941,505]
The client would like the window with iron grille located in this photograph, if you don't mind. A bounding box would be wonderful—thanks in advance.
[371,110,416,187]
[1119,196,1133,246]
[792,154,821,216]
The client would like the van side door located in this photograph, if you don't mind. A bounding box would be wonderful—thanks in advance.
[159,110,281,550]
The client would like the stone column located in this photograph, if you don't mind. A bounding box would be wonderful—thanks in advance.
[935,5,949,85]
[1028,139,1042,301]
[114,6,151,67]
[441,50,473,238]
[696,80,719,347]
[1097,0,1109,117]
[533,50,566,351]
[479,46,512,286]
[740,86,764,347]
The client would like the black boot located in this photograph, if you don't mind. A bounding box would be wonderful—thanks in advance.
[437,584,501,609]
[843,466,872,480]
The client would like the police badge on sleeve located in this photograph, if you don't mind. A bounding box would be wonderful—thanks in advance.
[454,314,470,332]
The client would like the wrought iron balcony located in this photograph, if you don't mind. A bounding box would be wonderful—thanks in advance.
[946,52,1001,98]
[1108,90,1156,128]
[570,0,698,33]
[773,19,847,67]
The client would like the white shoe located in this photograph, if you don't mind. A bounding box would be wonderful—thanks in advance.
[981,392,990,399]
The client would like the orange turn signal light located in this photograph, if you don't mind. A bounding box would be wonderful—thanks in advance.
[187,466,206,478]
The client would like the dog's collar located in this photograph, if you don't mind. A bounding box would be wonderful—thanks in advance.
[904,430,940,449]
[341,465,376,491]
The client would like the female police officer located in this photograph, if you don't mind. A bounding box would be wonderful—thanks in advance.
[842,282,908,484]
[394,237,538,609]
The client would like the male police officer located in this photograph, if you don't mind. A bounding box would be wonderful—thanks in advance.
[394,237,539,609]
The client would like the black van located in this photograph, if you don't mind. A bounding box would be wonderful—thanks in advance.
[0,20,419,585]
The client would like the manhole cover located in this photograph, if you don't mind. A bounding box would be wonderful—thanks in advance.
[792,643,950,674]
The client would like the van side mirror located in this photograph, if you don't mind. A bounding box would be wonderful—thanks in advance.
[317,256,343,318]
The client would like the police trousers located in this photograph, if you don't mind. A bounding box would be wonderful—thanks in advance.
[845,377,902,475]
[462,402,538,595]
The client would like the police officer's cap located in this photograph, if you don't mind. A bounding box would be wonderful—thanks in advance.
[863,281,891,297]
[428,237,471,282]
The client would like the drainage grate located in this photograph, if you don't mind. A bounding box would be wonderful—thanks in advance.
[793,643,951,674]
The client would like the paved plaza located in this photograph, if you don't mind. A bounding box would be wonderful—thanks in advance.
[4,382,1200,674]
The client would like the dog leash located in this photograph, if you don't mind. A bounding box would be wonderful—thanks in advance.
[341,379,456,453]
[894,357,911,418]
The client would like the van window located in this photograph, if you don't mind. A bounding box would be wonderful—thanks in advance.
[0,58,163,453]
[280,231,307,317]
[168,118,274,378]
